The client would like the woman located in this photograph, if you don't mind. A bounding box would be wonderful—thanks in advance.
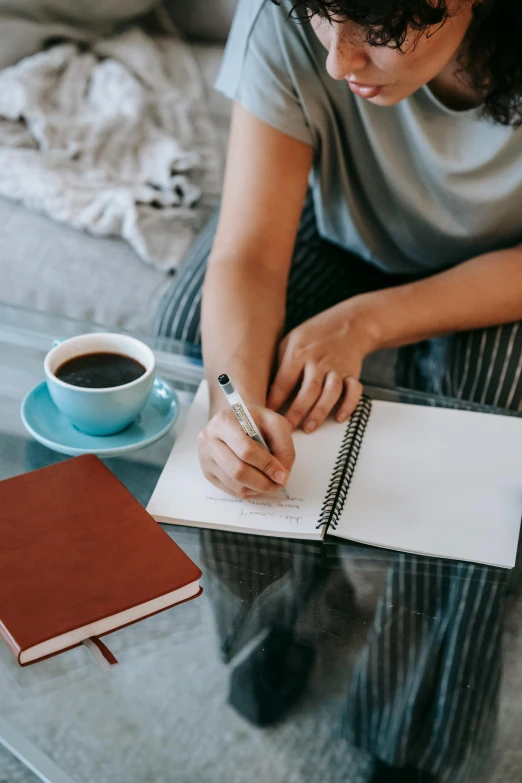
[157,0,522,499]
[155,2,521,778]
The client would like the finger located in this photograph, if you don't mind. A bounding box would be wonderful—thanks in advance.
[257,408,296,473]
[267,357,302,413]
[302,371,343,432]
[284,364,325,431]
[336,377,363,422]
[213,413,290,485]
[212,440,285,494]
[206,464,259,499]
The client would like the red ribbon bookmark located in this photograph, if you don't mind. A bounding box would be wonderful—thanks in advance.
[82,636,119,670]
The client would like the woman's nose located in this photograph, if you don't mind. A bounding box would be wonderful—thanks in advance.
[325,27,368,80]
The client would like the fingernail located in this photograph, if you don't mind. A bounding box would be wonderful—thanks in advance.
[304,420,316,433]
[338,411,348,422]
[275,470,288,485]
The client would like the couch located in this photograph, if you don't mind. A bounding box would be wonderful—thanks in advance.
[0,0,394,385]
[0,1,235,334]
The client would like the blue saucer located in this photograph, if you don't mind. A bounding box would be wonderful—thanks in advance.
[21,377,179,458]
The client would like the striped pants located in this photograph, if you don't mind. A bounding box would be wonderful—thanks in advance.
[156,196,521,780]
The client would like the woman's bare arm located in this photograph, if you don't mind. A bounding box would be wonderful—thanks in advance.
[202,103,313,413]
[198,103,313,497]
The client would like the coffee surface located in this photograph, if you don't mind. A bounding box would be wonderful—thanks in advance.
[56,352,146,389]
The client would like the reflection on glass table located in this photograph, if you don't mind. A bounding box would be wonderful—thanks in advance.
[0,303,520,783]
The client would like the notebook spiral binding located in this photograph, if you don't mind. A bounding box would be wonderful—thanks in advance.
[316,394,372,532]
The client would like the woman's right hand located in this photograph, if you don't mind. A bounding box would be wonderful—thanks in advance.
[198,405,296,498]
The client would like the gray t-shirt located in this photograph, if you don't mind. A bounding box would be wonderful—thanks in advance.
[216,0,522,274]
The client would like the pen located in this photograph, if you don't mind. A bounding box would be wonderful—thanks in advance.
[217,373,290,500]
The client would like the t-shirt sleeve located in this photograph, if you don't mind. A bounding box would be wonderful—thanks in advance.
[215,0,314,146]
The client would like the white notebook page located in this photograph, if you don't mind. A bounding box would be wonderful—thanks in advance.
[335,400,522,568]
[147,382,344,539]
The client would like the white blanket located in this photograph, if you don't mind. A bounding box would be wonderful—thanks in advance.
[0,25,221,271]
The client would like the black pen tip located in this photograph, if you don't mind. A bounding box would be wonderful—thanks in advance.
[218,374,229,385]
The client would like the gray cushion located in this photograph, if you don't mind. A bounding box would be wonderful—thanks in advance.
[0,197,172,333]
[0,0,160,68]
[166,0,237,42]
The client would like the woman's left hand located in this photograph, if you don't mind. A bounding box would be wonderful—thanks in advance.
[266,299,377,432]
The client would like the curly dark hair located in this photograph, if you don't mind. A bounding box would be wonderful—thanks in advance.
[272,0,522,126]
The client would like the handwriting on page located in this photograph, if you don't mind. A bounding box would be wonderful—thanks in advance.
[204,495,305,525]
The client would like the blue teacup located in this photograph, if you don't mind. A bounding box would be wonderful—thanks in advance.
[44,333,155,436]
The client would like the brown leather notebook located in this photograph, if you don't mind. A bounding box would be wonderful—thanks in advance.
[0,455,202,666]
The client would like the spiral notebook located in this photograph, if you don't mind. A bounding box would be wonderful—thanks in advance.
[148,382,522,568]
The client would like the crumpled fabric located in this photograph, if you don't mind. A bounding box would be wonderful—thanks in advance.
[0,25,221,270]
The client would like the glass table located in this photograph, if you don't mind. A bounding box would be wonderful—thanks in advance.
[0,302,521,783]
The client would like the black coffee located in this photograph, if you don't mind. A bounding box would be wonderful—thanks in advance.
[56,352,146,389]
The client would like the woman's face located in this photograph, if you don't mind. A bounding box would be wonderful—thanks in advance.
[311,3,475,105]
